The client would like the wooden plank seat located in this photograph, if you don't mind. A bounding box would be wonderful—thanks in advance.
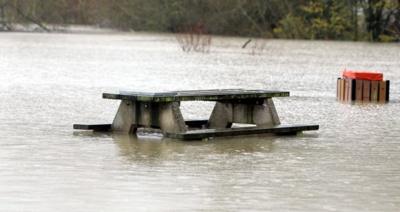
[73,123,319,140]
[73,124,111,131]
[165,124,320,140]
[73,120,209,132]
[73,89,319,140]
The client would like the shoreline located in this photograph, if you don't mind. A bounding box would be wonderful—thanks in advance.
[1,23,399,44]
[0,23,118,34]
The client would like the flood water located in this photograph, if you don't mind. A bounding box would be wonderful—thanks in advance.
[0,32,399,211]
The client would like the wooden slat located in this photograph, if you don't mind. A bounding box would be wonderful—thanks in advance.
[362,80,371,102]
[337,78,341,100]
[337,78,345,101]
[73,121,210,131]
[73,124,111,131]
[344,79,349,102]
[103,89,290,102]
[379,81,387,103]
[165,124,319,140]
[355,79,363,101]
[346,78,351,101]
[370,81,379,102]
[340,78,345,101]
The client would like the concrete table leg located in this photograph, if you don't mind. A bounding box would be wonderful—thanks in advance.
[111,100,137,133]
[136,102,187,133]
[252,98,280,126]
[158,102,187,133]
[208,102,233,129]
[208,98,280,129]
[111,100,187,135]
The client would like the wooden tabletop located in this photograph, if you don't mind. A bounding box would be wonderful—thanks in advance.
[103,89,290,102]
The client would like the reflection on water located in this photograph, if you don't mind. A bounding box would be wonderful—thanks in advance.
[1,32,400,211]
[112,133,276,162]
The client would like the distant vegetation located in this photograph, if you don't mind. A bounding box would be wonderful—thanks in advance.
[0,0,399,42]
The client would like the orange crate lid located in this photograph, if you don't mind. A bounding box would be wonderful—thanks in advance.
[342,70,383,81]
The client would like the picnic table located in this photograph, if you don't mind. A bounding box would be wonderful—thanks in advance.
[74,89,318,140]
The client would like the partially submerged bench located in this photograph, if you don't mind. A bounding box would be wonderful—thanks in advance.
[74,89,318,140]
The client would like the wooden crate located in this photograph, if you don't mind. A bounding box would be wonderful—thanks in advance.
[337,78,390,103]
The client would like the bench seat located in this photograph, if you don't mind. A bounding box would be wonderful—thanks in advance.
[165,124,319,140]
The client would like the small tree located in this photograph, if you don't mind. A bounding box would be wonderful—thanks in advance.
[175,22,212,53]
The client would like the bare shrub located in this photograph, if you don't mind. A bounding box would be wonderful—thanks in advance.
[242,38,267,55]
[175,22,212,53]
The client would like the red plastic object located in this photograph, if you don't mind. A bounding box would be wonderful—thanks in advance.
[342,70,383,81]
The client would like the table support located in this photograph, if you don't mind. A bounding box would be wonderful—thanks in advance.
[111,100,187,134]
[112,100,137,133]
[158,102,187,133]
[208,98,280,129]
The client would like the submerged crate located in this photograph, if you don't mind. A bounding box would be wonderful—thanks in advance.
[337,70,390,103]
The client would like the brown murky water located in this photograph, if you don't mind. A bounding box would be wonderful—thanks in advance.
[0,32,399,211]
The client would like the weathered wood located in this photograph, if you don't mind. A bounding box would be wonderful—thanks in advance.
[362,80,371,102]
[337,78,361,102]
[338,78,390,104]
[370,81,379,102]
[165,124,320,140]
[379,81,387,103]
[103,89,290,102]
[344,79,349,101]
[339,78,345,101]
[337,78,343,101]
[73,120,208,132]
[355,79,363,101]
[344,78,356,101]
[73,124,111,131]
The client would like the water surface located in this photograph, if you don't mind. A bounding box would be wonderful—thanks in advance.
[0,32,399,211]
